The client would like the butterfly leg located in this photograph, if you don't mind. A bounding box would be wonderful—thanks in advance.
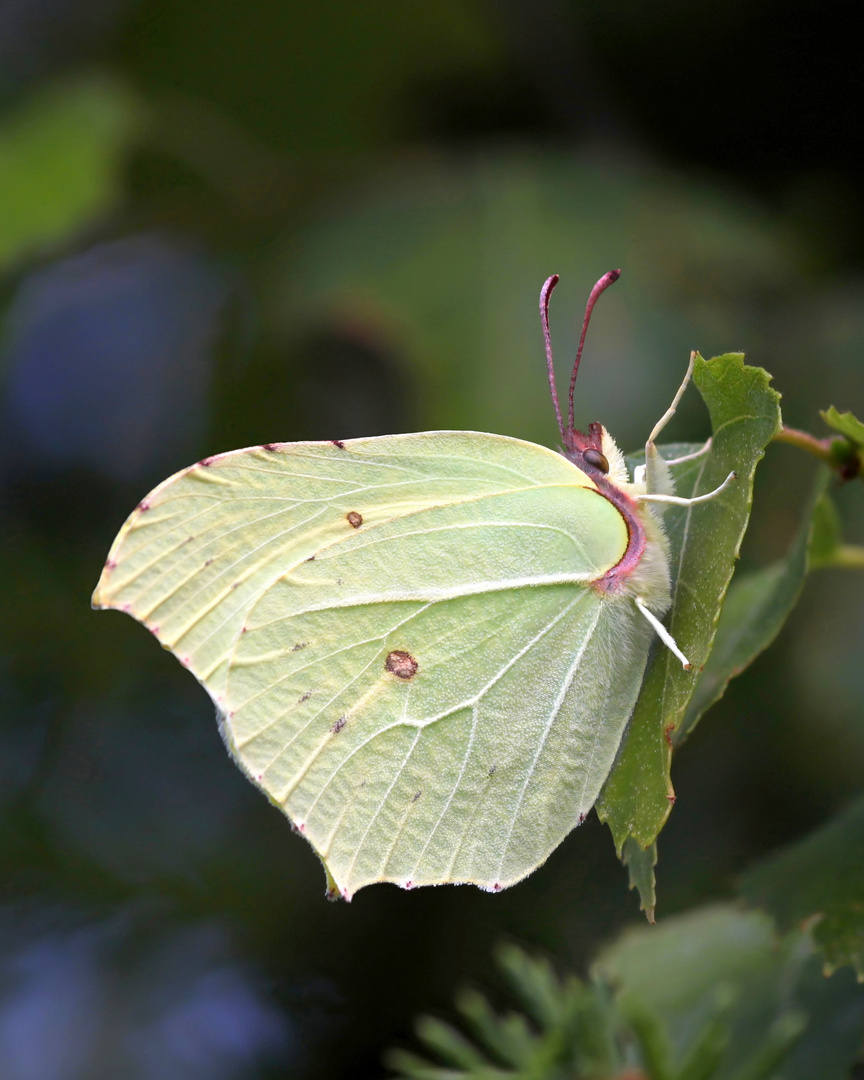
[663,438,712,466]
[636,470,736,509]
[635,597,691,669]
[643,351,697,496]
[636,439,711,484]
[648,350,696,446]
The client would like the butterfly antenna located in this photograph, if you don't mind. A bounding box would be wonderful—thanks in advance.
[540,274,566,443]
[567,269,621,433]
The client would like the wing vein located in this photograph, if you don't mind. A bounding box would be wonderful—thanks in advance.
[493,602,604,882]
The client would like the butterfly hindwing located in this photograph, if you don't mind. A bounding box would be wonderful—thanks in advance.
[93,431,652,896]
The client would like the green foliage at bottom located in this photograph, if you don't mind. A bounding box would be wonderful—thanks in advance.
[385,906,864,1080]
[742,797,864,979]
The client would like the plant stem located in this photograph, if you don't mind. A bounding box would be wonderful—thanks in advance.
[774,426,863,480]
[773,426,833,462]
[826,544,864,570]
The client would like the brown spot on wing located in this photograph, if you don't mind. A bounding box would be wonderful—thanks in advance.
[331,439,346,449]
[385,650,418,679]
[346,511,363,528]
[331,716,347,734]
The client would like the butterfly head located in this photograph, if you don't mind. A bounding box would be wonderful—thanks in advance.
[540,270,622,479]
[562,421,630,490]
[563,421,609,474]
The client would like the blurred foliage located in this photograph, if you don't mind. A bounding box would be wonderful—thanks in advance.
[0,78,141,273]
[124,0,505,154]
[388,909,864,1079]
[273,152,804,445]
[742,798,864,979]
[1,0,864,1076]
[680,471,830,742]
[596,905,864,1080]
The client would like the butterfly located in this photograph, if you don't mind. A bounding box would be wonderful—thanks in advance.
[93,271,733,899]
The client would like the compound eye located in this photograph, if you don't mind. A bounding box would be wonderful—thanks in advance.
[583,448,610,473]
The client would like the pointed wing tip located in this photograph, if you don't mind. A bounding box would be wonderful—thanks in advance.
[90,583,140,624]
[91,575,122,613]
[322,868,353,903]
[91,581,110,610]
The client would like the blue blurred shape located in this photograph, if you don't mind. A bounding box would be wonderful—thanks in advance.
[131,962,292,1080]
[3,234,227,482]
[0,910,294,1079]
[0,924,104,1079]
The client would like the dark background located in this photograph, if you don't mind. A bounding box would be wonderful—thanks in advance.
[1,2,863,1076]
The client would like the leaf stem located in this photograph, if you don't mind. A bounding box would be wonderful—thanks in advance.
[773,425,833,462]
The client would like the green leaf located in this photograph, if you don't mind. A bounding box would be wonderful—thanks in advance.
[807,489,844,568]
[676,468,830,744]
[669,1000,732,1080]
[384,1046,467,1079]
[820,405,864,446]
[415,1016,491,1071]
[623,1000,675,1080]
[495,943,564,1028]
[621,837,657,923]
[0,77,141,273]
[819,407,864,480]
[596,354,782,853]
[455,988,531,1068]
[732,1013,809,1080]
[594,906,778,1013]
[741,797,864,978]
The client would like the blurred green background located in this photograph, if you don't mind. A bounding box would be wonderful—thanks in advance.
[1,2,863,1077]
